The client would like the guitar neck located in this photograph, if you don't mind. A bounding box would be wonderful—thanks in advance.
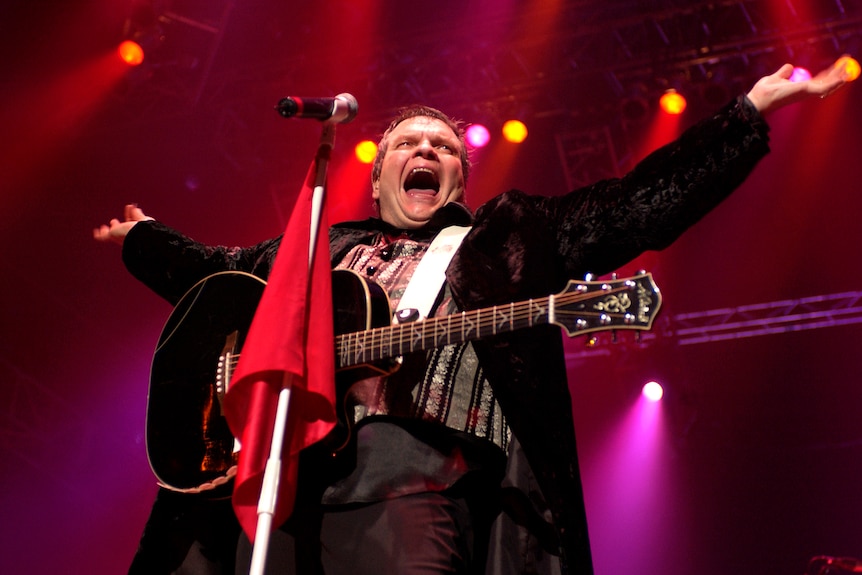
[335,297,552,369]
[333,272,660,370]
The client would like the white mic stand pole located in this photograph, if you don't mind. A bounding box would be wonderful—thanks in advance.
[247,122,336,575]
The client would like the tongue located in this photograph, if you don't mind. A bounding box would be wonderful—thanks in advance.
[405,170,439,195]
[406,187,437,195]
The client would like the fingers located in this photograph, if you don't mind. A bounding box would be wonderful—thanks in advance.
[94,206,151,246]
[123,203,152,222]
[807,57,854,99]
[123,203,135,220]
[93,219,120,242]
[774,63,795,80]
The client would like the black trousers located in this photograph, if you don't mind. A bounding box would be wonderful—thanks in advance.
[128,487,241,575]
[236,488,497,575]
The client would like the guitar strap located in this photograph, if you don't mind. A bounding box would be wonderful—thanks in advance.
[394,225,472,323]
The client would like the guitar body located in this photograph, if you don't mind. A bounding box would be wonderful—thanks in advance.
[148,271,265,494]
[147,269,392,493]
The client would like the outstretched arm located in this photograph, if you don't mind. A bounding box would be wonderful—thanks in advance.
[93,204,154,246]
[747,58,852,115]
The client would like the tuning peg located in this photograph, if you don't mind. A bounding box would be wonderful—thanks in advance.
[584,272,595,281]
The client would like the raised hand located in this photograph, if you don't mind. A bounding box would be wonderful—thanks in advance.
[746,56,854,115]
[93,204,154,246]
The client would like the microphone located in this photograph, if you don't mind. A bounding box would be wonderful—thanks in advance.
[275,93,358,124]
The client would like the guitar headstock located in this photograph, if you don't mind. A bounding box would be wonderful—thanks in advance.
[552,272,662,337]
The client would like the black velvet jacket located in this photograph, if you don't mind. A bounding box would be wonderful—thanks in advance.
[123,96,770,575]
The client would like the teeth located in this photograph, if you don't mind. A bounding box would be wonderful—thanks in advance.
[405,166,439,192]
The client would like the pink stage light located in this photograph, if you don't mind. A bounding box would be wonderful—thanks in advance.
[466,124,490,148]
[790,67,812,83]
[642,380,664,402]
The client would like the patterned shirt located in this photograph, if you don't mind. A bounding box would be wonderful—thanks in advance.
[334,232,510,453]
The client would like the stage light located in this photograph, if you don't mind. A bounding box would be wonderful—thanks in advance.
[789,67,811,83]
[502,120,528,143]
[117,40,145,66]
[659,90,686,115]
[355,140,377,164]
[836,55,861,82]
[466,124,490,148]
[642,381,664,402]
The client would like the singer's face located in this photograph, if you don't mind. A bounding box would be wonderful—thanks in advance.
[372,117,466,229]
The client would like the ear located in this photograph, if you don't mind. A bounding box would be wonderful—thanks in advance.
[371,178,380,200]
[451,178,466,203]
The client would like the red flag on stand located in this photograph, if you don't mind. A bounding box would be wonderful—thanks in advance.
[223,159,337,541]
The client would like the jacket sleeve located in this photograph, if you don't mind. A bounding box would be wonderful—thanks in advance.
[121,220,282,305]
[541,95,771,277]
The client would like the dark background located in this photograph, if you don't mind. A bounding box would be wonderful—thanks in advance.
[2,1,861,574]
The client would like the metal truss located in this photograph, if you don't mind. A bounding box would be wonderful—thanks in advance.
[671,290,862,345]
[566,289,862,364]
[112,1,862,180]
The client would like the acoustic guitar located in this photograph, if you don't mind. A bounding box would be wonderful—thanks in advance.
[147,269,662,493]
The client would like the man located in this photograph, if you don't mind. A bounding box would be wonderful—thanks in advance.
[96,62,849,574]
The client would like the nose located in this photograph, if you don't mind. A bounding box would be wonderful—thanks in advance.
[414,138,438,159]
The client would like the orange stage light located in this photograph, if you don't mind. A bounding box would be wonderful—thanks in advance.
[659,90,686,115]
[502,120,528,143]
[835,55,860,82]
[117,40,145,66]
[354,140,377,164]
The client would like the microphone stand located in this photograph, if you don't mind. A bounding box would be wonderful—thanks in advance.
[247,122,336,575]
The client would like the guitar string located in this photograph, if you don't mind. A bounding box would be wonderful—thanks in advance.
[222,283,654,365]
[334,283,649,341]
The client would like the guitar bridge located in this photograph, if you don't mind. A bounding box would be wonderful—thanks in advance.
[200,330,240,473]
[216,330,239,404]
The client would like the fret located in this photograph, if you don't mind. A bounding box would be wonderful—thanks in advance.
[385,323,393,359]
[494,304,512,333]
[434,320,447,347]
[355,331,367,364]
[529,298,547,326]
[344,333,354,366]
[462,310,476,340]
[341,334,351,365]
[367,327,376,362]
[374,327,382,360]
[410,323,423,352]
[371,327,381,362]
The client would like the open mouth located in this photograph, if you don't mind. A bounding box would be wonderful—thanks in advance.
[403,167,440,195]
